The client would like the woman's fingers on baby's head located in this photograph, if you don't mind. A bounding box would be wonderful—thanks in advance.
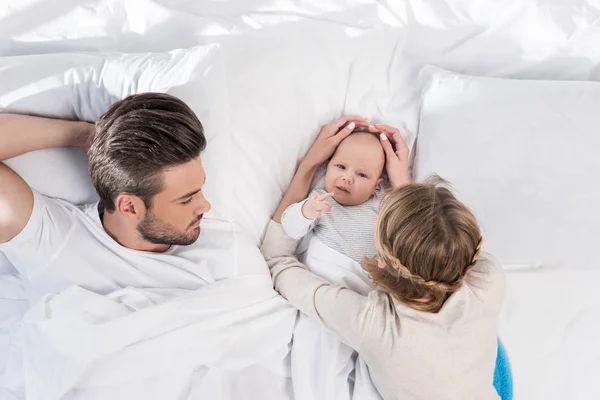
[375,124,398,134]
[331,115,369,132]
[334,124,356,144]
[380,130,406,153]
[367,124,379,133]
[388,132,409,156]
[380,132,393,148]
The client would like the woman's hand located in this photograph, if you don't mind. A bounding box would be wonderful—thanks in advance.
[370,124,410,189]
[302,115,370,169]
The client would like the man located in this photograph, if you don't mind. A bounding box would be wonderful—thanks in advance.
[0,93,212,297]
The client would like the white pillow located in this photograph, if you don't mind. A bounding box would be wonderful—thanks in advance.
[0,46,232,222]
[222,21,406,244]
[415,66,600,269]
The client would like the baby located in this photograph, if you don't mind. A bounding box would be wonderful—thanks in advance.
[281,132,385,263]
[281,131,386,400]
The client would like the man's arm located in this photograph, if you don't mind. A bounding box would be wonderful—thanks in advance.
[0,114,94,244]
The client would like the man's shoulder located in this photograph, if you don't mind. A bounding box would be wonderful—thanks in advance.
[35,191,99,221]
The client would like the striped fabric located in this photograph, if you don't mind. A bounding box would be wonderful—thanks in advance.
[281,187,383,264]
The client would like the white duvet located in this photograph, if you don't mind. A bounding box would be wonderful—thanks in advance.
[2,220,296,400]
[2,1,600,399]
[5,278,294,400]
[292,236,380,400]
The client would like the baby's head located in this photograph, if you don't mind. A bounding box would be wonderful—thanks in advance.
[324,132,385,206]
[362,176,482,313]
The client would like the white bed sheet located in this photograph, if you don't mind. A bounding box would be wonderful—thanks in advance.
[1,1,600,399]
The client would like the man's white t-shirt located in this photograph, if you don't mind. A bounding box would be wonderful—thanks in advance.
[0,191,257,303]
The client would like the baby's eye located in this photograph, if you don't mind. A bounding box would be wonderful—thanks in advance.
[336,164,346,170]
[358,173,368,178]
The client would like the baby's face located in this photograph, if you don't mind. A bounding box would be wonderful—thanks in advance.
[324,133,385,206]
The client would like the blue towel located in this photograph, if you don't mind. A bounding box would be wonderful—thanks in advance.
[493,340,513,400]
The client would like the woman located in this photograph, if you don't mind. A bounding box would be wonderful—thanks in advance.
[261,116,505,400]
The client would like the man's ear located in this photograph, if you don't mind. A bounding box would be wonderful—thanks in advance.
[115,194,145,221]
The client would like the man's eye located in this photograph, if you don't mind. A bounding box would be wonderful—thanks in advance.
[181,197,193,205]
[336,164,346,170]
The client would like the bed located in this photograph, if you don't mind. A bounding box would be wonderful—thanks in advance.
[1,1,599,399]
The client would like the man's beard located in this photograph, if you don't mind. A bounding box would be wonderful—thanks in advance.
[137,211,202,246]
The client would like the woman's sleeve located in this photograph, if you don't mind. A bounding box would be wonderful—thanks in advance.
[260,220,373,350]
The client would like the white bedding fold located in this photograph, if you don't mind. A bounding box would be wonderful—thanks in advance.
[292,236,380,400]
[4,276,296,400]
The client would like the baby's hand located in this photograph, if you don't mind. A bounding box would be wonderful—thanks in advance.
[301,192,334,220]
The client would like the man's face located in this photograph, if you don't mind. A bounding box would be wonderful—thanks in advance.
[137,158,210,246]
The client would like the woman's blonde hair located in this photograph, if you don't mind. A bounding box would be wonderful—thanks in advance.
[363,176,482,313]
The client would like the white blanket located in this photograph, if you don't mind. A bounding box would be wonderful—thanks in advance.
[4,276,295,400]
[292,236,381,400]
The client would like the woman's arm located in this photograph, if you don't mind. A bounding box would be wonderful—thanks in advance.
[272,162,319,223]
[261,220,371,350]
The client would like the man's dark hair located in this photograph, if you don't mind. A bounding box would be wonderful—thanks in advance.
[89,92,206,213]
